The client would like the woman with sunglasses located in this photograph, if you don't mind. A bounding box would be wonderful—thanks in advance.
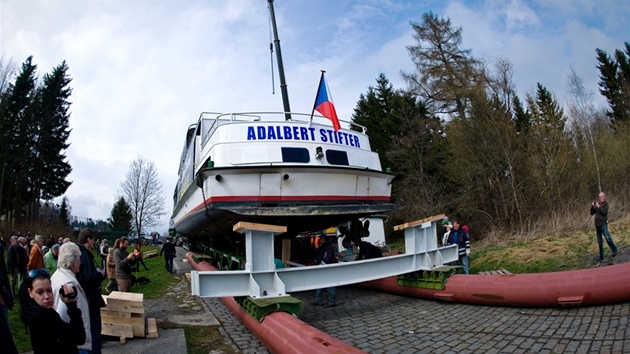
[51,242,92,353]
[19,267,86,354]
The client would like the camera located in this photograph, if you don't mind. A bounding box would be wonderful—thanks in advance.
[59,284,78,300]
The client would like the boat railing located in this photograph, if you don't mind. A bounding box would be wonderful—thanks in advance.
[197,111,368,134]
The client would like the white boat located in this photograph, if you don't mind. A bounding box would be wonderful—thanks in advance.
[171,111,398,238]
[170,1,396,240]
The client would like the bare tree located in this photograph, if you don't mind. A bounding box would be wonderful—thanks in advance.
[120,156,165,238]
[0,56,18,95]
[566,68,602,192]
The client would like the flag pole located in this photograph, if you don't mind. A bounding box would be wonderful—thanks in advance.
[310,70,326,127]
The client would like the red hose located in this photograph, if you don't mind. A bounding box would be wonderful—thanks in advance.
[186,252,364,353]
[361,262,630,307]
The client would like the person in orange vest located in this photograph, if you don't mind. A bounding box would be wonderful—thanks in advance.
[27,235,45,271]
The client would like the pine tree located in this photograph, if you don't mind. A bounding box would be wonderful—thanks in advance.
[109,196,133,234]
[512,96,530,134]
[596,42,630,124]
[0,56,38,223]
[59,196,71,228]
[525,84,575,209]
[351,73,406,170]
[33,60,73,204]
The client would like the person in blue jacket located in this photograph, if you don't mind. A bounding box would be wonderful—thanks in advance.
[311,234,337,308]
[452,221,471,274]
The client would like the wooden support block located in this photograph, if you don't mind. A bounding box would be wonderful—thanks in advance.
[101,313,143,325]
[105,291,144,314]
[233,221,287,233]
[281,239,291,267]
[101,309,132,319]
[101,322,133,339]
[394,214,446,231]
[104,302,145,314]
[501,269,512,274]
[146,318,159,339]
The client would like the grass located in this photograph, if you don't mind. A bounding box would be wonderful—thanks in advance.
[468,222,630,274]
[383,219,630,274]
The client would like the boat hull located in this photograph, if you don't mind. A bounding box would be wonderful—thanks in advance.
[172,165,397,236]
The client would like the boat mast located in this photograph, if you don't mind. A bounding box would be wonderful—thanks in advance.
[268,0,291,121]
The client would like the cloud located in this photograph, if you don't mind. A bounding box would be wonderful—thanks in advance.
[2,0,627,234]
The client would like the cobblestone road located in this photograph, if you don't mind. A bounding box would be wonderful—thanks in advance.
[202,285,630,354]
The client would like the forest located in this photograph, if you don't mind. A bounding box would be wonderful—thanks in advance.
[351,13,630,241]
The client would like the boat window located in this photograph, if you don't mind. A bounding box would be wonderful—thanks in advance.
[326,150,349,166]
[281,147,310,163]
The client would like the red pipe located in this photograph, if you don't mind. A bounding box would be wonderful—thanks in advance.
[186,252,364,354]
[360,262,630,307]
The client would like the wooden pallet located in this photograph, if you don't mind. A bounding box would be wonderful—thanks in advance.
[478,269,513,275]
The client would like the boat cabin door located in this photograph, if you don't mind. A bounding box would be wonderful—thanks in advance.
[260,173,282,205]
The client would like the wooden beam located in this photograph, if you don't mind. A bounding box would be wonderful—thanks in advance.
[101,322,133,339]
[146,318,159,339]
[281,239,291,267]
[393,214,446,231]
[233,221,287,233]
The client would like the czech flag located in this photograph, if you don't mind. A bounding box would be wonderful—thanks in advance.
[313,71,341,131]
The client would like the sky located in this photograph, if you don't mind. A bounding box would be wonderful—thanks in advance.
[1,0,628,234]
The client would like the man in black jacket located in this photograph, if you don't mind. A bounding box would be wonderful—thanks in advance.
[160,238,177,273]
[7,236,26,296]
[357,241,382,260]
[76,228,106,354]
[590,192,618,261]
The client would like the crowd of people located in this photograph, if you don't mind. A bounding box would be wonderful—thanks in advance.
[0,228,180,353]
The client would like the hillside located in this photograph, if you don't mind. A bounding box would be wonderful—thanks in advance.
[470,220,630,274]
